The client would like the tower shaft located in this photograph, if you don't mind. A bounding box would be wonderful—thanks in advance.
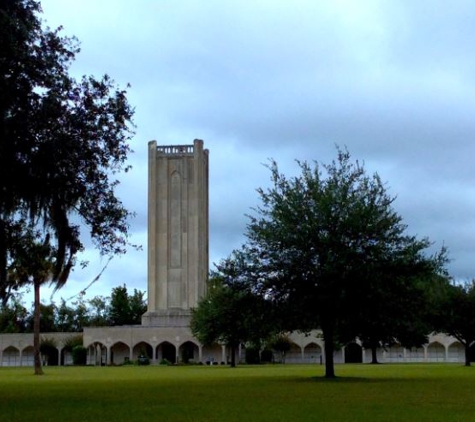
[143,139,208,326]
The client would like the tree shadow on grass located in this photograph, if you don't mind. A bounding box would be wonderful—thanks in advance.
[301,376,413,384]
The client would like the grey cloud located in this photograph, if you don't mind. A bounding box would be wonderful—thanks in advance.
[35,0,475,302]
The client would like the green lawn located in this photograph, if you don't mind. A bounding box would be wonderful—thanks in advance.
[0,364,474,421]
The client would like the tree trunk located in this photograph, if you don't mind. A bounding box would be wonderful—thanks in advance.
[33,279,43,375]
[0,220,9,305]
[371,345,379,364]
[465,343,471,367]
[322,325,336,378]
[230,343,236,368]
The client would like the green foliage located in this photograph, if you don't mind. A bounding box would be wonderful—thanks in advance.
[269,335,291,353]
[38,303,56,332]
[0,0,135,374]
[0,294,28,333]
[109,285,146,326]
[246,147,445,377]
[0,284,146,333]
[109,285,130,326]
[129,289,147,323]
[71,345,87,365]
[269,335,291,363]
[434,280,475,366]
[55,299,76,332]
[63,334,83,352]
[190,282,250,367]
[191,260,275,367]
[352,272,449,363]
[87,295,111,326]
[0,0,135,301]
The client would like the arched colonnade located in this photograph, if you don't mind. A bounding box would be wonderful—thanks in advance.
[85,339,233,366]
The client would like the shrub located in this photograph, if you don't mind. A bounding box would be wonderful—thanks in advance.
[72,345,87,365]
[63,335,83,352]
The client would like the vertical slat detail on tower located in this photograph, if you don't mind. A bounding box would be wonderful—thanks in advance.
[143,140,209,327]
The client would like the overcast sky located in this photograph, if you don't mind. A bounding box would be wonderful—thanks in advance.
[35,0,475,303]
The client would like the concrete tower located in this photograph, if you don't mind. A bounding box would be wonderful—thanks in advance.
[142,139,209,327]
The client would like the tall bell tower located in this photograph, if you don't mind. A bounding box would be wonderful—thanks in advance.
[142,139,209,327]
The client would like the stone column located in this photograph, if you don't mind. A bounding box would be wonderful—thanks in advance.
[221,345,226,363]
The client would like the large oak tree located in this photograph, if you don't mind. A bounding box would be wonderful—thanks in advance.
[246,148,444,378]
[0,0,135,373]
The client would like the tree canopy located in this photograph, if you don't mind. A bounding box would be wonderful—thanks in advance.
[0,0,135,295]
[0,0,135,374]
[433,280,475,366]
[0,284,147,334]
[109,284,146,326]
[190,253,276,367]
[245,148,446,377]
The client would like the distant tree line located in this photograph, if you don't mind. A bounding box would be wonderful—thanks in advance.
[0,284,146,333]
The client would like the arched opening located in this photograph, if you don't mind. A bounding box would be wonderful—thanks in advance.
[448,342,464,362]
[180,341,198,363]
[303,342,322,364]
[344,342,362,363]
[111,342,131,365]
[201,343,222,365]
[387,343,404,362]
[61,348,73,366]
[405,347,424,362]
[40,340,59,366]
[427,342,445,362]
[88,342,107,366]
[157,342,176,364]
[22,346,34,367]
[133,342,152,361]
[285,342,301,363]
[2,346,20,367]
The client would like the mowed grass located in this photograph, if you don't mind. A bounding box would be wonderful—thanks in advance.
[1,364,475,422]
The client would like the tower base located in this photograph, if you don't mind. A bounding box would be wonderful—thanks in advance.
[141,310,192,327]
